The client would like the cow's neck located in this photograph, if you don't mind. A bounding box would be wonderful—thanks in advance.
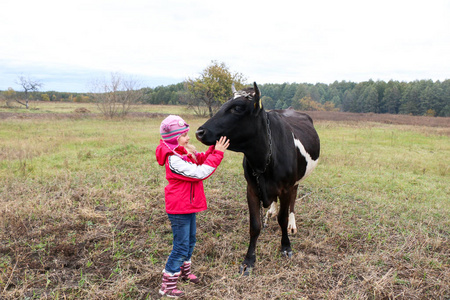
[244,112,272,175]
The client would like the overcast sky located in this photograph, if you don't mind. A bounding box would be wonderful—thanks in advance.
[1,0,449,92]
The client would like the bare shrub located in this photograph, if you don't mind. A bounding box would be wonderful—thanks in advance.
[90,72,142,118]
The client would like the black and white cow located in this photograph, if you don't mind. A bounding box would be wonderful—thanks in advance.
[196,82,320,275]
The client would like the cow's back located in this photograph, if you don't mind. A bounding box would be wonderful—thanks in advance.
[270,109,320,161]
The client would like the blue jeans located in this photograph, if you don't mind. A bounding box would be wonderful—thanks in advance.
[164,213,197,274]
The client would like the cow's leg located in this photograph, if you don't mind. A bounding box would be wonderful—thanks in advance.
[288,185,298,234]
[288,211,297,234]
[278,186,297,258]
[263,201,278,228]
[240,187,261,276]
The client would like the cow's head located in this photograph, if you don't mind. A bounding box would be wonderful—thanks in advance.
[196,82,264,152]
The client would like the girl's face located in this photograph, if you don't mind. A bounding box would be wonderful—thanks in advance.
[178,132,190,147]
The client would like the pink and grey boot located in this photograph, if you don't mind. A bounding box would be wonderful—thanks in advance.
[159,270,184,298]
[180,261,199,284]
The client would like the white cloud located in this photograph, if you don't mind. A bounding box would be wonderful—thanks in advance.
[1,0,449,92]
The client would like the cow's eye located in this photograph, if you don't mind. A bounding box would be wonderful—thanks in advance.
[231,105,245,114]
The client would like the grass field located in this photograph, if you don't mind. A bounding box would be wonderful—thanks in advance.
[0,103,449,299]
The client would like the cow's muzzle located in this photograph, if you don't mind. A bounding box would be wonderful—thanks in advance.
[195,128,206,142]
[196,127,216,146]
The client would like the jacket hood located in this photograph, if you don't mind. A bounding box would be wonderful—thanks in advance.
[155,140,188,165]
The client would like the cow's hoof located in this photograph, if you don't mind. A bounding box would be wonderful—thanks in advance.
[288,227,297,235]
[239,264,252,276]
[281,250,293,258]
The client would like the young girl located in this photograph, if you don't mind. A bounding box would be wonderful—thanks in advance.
[155,115,229,298]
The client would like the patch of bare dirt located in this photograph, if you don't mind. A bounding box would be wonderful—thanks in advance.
[74,108,91,114]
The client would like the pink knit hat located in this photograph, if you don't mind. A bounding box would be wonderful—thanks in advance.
[160,115,190,150]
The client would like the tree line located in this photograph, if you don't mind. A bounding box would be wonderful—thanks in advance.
[2,68,449,117]
[1,88,92,103]
[140,79,449,117]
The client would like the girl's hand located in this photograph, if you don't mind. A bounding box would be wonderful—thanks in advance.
[215,136,230,152]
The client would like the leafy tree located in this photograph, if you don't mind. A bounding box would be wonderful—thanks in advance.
[293,95,324,111]
[374,80,387,113]
[438,80,450,116]
[384,81,402,114]
[41,94,50,101]
[185,61,246,117]
[261,96,275,110]
[292,84,308,104]
[363,85,379,113]
[308,85,321,102]
[419,86,434,115]
[400,83,420,115]
[342,89,356,112]
[4,87,16,99]
[144,82,185,105]
[1,87,17,107]
[328,88,342,108]
[275,99,285,110]
[315,83,328,104]
[260,83,284,101]
[330,95,341,108]
[324,101,338,111]
[280,83,297,107]
[352,82,366,113]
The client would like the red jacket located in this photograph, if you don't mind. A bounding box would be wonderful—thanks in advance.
[155,140,224,214]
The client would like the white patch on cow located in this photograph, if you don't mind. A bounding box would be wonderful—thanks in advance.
[263,202,278,227]
[288,212,297,234]
[233,91,254,100]
[293,133,319,185]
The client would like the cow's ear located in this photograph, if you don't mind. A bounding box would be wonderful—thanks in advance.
[252,82,263,115]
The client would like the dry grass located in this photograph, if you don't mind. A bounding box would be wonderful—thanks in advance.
[0,107,448,299]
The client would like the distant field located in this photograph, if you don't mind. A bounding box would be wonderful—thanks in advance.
[0,104,448,299]
[1,100,449,130]
[0,101,190,116]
